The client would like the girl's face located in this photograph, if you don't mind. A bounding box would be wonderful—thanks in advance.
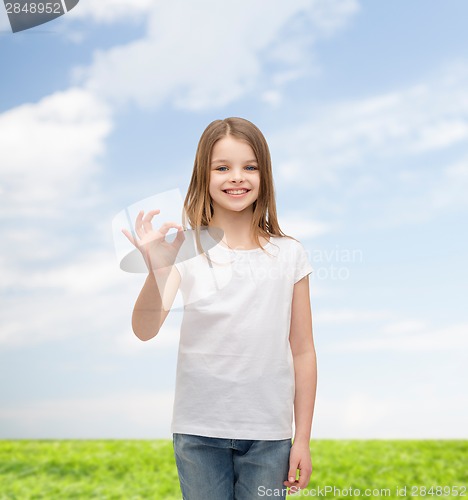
[209,135,260,216]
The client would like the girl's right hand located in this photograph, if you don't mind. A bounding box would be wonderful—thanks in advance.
[121,209,185,272]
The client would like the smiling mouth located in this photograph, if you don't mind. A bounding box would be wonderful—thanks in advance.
[223,189,251,195]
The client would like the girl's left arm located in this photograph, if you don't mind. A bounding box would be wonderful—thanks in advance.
[284,275,317,493]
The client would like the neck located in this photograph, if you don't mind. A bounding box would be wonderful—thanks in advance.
[209,206,256,247]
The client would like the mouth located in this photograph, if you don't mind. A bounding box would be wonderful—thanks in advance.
[223,189,251,197]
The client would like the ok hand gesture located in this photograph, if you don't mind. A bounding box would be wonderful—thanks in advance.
[121,209,185,273]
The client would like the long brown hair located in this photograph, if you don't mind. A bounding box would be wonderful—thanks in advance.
[182,117,295,256]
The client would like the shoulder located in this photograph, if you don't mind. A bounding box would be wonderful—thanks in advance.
[265,236,308,264]
[270,235,303,252]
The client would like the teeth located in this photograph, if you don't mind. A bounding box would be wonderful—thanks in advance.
[225,190,248,194]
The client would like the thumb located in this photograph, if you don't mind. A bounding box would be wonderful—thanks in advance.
[288,467,297,483]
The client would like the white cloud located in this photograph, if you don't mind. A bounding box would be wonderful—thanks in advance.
[378,153,468,226]
[273,60,468,189]
[305,0,360,37]
[280,211,334,239]
[432,155,468,210]
[381,320,427,335]
[270,60,468,229]
[315,391,467,438]
[261,90,283,107]
[28,250,124,293]
[0,240,185,350]
[326,321,468,352]
[66,0,153,24]
[411,119,468,152]
[316,308,390,324]
[0,284,129,348]
[0,87,119,354]
[71,0,359,111]
[445,158,468,180]
[1,227,80,265]
[0,87,112,215]
[0,390,175,438]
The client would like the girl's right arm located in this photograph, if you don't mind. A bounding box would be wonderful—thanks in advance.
[131,265,181,341]
[122,209,185,341]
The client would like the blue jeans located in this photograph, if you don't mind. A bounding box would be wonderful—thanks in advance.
[173,433,292,499]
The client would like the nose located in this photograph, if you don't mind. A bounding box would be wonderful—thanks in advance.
[230,167,245,183]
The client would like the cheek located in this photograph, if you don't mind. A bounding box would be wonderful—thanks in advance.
[208,182,219,201]
[209,175,225,194]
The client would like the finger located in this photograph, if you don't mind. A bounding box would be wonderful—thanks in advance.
[283,481,300,495]
[135,210,145,239]
[142,209,160,232]
[288,484,301,495]
[159,221,181,236]
[287,467,297,484]
[174,226,186,244]
[283,466,299,490]
[298,470,312,490]
[294,467,310,490]
[298,477,308,490]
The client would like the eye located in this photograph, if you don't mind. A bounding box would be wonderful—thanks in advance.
[214,165,258,172]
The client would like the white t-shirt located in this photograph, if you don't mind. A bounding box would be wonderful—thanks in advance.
[171,231,313,440]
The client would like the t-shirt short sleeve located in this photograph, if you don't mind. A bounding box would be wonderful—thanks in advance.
[294,240,314,284]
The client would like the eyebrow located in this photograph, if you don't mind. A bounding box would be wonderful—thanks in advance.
[211,159,258,164]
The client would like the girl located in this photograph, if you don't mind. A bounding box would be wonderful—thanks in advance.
[122,117,317,499]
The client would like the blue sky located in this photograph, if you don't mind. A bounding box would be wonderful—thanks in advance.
[0,0,467,439]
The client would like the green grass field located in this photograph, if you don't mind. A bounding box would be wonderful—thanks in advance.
[0,440,466,499]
